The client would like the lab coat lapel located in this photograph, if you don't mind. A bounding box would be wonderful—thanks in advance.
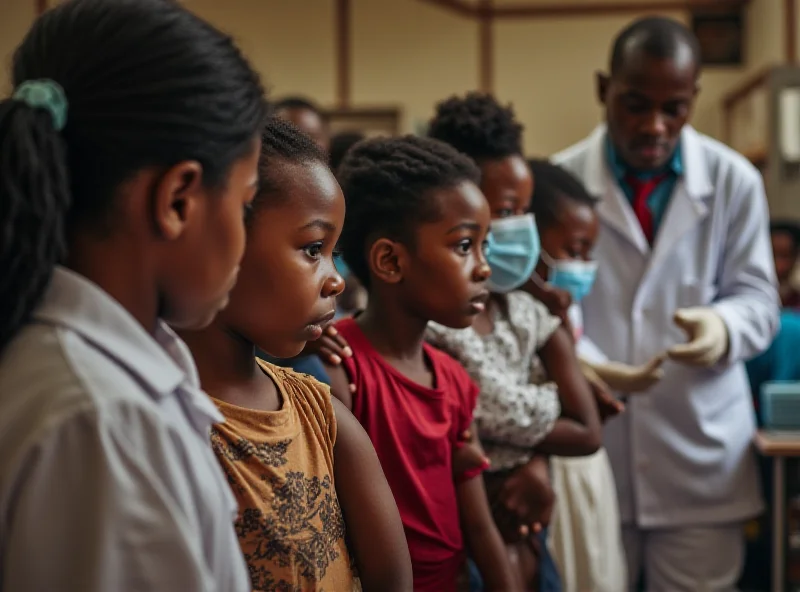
[646,126,712,276]
[583,125,650,256]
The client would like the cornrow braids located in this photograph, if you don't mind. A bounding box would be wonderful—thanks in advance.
[337,135,480,289]
[527,159,598,231]
[252,117,328,212]
[0,0,267,352]
[428,92,523,162]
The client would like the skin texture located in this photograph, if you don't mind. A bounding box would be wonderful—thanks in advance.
[275,107,330,153]
[66,137,262,333]
[325,181,520,590]
[597,45,698,171]
[180,158,412,591]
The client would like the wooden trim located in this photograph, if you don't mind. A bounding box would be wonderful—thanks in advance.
[335,0,352,108]
[787,0,797,64]
[35,0,47,15]
[478,0,493,92]
[721,66,771,109]
[491,0,748,19]
[419,0,749,19]
[418,0,477,18]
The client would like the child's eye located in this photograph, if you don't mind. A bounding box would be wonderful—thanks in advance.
[496,208,514,218]
[456,239,473,255]
[303,242,324,260]
[243,202,254,221]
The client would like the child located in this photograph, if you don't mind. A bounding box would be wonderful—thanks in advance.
[527,159,630,592]
[274,96,330,153]
[770,220,800,309]
[0,0,267,589]
[324,135,519,592]
[180,119,412,592]
[426,93,605,591]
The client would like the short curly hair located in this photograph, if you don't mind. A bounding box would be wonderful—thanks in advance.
[527,159,598,231]
[427,92,523,162]
[337,135,480,289]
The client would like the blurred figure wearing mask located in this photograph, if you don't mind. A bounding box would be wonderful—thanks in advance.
[553,16,779,591]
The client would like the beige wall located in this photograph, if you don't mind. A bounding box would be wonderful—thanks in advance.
[0,0,35,93]
[0,0,787,157]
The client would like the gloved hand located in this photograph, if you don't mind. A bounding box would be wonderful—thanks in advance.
[668,307,729,367]
[579,360,625,420]
[582,355,666,393]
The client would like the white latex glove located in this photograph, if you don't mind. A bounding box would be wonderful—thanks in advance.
[667,307,729,367]
[582,355,666,393]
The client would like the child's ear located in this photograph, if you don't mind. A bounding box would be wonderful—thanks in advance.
[369,238,404,284]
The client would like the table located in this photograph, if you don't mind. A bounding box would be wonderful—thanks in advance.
[755,430,800,592]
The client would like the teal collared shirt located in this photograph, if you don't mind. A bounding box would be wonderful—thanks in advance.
[605,136,684,235]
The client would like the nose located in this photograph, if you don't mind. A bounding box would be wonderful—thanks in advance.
[323,266,346,299]
[642,110,667,138]
[473,251,492,282]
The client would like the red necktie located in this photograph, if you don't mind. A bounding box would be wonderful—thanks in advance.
[625,173,666,245]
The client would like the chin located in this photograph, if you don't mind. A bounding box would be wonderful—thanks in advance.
[432,313,475,330]
[259,342,305,361]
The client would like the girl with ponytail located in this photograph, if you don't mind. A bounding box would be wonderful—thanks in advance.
[0,0,267,590]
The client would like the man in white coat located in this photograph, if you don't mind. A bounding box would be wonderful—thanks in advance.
[553,16,780,590]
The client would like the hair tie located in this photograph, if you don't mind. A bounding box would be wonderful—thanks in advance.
[12,79,68,131]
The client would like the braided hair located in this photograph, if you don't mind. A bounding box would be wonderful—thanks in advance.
[252,117,328,213]
[336,135,480,289]
[0,0,267,352]
[427,92,523,162]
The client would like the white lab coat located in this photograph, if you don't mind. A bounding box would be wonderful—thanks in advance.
[552,125,780,529]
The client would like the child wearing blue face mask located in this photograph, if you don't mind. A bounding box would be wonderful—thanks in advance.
[425,93,609,591]
[527,160,668,592]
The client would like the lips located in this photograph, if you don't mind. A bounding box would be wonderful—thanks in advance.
[470,290,490,305]
[308,309,336,328]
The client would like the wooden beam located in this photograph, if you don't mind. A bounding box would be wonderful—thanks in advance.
[478,0,493,92]
[491,0,749,19]
[335,0,352,108]
[418,0,477,18]
[787,0,797,64]
[35,0,47,16]
[722,66,771,109]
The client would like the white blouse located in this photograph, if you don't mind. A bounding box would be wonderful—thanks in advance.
[427,291,562,471]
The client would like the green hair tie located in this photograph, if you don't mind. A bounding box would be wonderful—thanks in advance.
[12,79,68,132]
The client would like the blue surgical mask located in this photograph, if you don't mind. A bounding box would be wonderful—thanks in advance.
[542,251,598,303]
[485,214,541,293]
[333,254,350,281]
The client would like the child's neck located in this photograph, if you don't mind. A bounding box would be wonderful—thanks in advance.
[356,294,428,366]
[180,321,279,411]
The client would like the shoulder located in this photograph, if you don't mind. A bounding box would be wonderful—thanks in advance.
[426,321,477,353]
[263,362,336,436]
[691,129,763,193]
[0,323,170,451]
[551,135,594,170]
[425,343,478,399]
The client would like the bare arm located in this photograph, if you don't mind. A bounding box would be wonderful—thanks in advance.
[536,325,602,456]
[332,398,413,591]
[324,362,354,410]
[457,474,520,591]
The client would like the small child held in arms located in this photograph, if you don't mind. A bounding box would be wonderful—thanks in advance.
[323,135,520,592]
[180,119,412,592]
[425,93,605,591]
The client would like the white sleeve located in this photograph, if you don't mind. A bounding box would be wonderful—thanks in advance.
[3,404,220,592]
[712,168,781,365]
